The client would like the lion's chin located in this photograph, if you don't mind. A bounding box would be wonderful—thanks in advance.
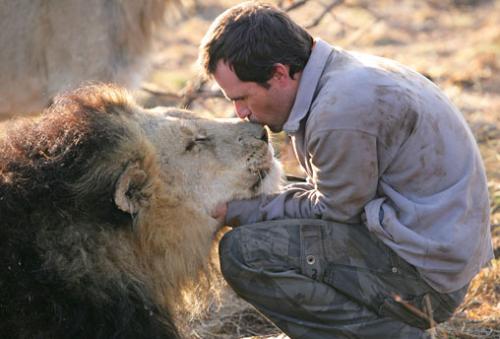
[256,158,284,195]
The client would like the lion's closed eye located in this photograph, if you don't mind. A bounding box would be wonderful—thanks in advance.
[194,136,209,142]
[185,135,210,152]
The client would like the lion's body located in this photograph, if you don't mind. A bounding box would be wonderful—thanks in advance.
[0,84,282,338]
[0,0,177,117]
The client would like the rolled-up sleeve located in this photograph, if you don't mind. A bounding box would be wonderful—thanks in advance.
[225,129,379,226]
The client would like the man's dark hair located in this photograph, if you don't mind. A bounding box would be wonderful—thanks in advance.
[199,2,313,85]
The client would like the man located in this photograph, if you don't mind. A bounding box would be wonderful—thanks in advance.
[199,2,493,338]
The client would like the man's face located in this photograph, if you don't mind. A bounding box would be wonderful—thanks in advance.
[213,60,299,132]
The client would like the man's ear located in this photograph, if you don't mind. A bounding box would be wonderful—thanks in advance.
[114,161,150,215]
[271,63,291,81]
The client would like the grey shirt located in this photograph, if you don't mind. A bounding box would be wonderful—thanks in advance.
[225,39,493,293]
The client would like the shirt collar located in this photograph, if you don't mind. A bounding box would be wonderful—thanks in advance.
[283,38,333,134]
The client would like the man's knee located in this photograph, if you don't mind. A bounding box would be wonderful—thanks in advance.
[219,228,247,286]
[218,223,302,294]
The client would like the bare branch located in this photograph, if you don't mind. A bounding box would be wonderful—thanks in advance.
[424,294,437,339]
[283,0,309,12]
[141,78,224,109]
[305,0,344,29]
[179,77,225,109]
[392,294,429,321]
[141,85,182,101]
[344,1,384,21]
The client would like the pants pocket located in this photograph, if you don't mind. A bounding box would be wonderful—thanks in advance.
[322,264,392,314]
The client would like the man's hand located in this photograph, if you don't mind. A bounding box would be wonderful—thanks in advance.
[212,202,228,225]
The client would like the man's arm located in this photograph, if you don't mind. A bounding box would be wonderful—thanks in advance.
[225,129,380,225]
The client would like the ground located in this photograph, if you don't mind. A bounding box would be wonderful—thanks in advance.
[138,0,499,337]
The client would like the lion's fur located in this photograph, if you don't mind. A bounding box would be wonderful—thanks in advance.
[0,84,282,338]
[0,0,181,117]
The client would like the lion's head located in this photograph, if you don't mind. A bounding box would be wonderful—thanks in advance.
[0,84,282,338]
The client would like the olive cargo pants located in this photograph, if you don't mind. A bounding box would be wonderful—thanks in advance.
[219,219,468,339]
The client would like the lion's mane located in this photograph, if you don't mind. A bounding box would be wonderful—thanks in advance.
[0,85,185,338]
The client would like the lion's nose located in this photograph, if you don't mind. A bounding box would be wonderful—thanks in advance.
[260,128,269,144]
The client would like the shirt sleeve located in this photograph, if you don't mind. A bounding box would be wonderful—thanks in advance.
[225,129,380,225]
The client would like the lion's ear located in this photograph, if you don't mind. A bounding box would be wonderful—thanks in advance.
[114,162,149,215]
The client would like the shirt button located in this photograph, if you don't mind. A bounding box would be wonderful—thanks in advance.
[306,255,316,265]
[392,267,398,273]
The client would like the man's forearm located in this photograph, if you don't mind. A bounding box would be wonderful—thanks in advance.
[225,184,322,226]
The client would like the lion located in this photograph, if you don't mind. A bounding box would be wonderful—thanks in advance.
[0,0,183,118]
[0,84,283,338]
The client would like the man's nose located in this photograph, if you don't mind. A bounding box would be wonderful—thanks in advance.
[234,101,250,119]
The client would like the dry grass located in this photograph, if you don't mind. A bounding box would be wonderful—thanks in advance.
[140,0,500,337]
